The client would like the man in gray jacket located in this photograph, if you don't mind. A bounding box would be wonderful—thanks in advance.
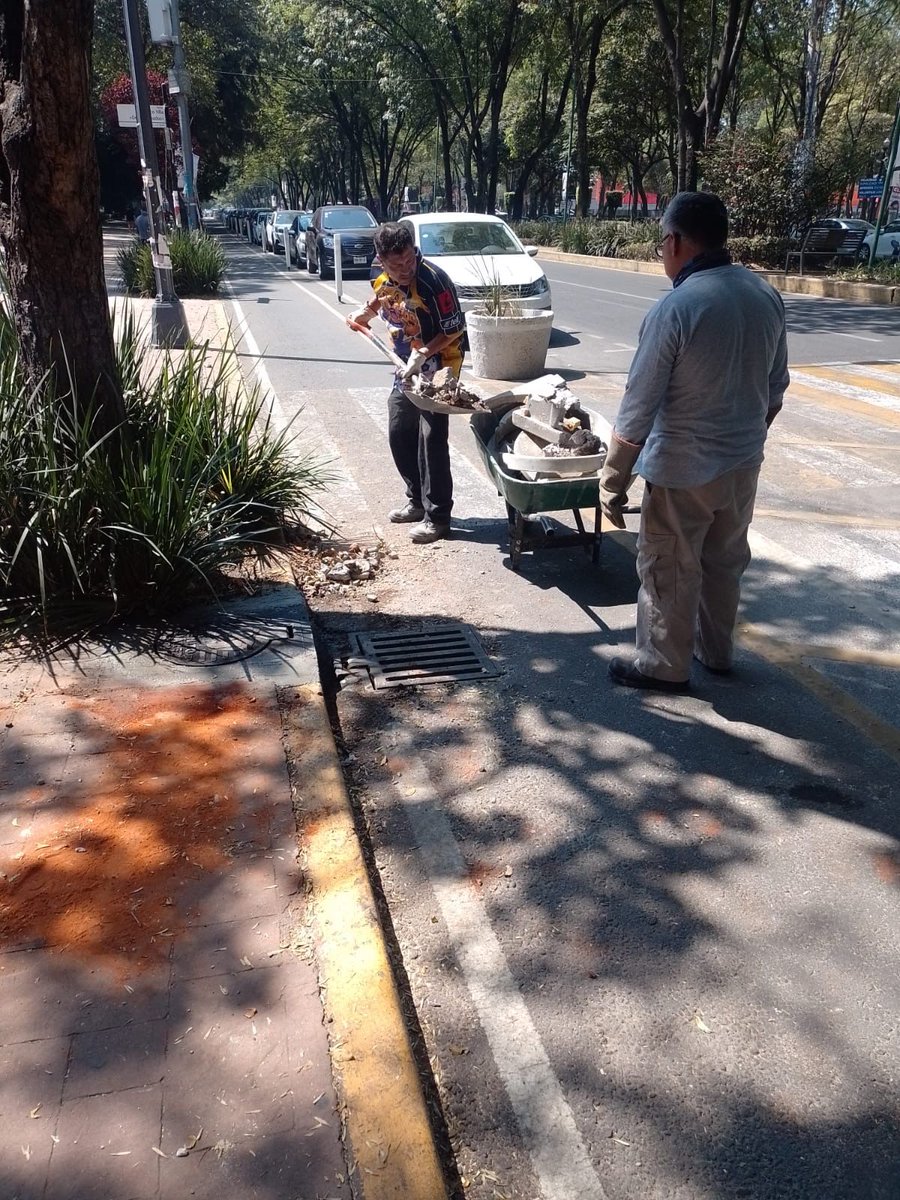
[601,191,789,692]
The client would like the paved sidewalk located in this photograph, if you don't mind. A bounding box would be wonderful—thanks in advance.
[0,642,350,1199]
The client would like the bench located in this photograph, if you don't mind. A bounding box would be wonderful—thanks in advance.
[785,225,868,275]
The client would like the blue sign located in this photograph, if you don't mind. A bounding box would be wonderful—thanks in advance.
[858,177,885,198]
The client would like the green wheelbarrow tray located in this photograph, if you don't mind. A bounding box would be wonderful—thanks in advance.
[469,404,603,568]
[469,406,602,515]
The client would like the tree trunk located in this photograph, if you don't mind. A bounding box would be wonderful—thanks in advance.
[0,0,124,434]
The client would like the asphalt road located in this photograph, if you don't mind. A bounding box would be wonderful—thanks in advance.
[218,227,900,1200]
[542,259,900,377]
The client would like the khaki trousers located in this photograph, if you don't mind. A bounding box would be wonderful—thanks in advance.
[635,465,761,682]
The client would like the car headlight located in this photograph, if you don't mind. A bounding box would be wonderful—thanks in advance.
[534,275,549,293]
[321,234,334,248]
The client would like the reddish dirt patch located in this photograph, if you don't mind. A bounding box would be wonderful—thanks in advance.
[0,683,272,976]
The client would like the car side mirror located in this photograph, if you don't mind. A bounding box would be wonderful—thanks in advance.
[525,245,539,257]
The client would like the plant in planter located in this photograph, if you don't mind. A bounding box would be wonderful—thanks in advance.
[466,267,554,381]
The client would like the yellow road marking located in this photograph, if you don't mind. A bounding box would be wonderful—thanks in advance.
[753,508,900,530]
[787,380,900,428]
[280,686,449,1200]
[738,625,900,766]
[802,364,900,399]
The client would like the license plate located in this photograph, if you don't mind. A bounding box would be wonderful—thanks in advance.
[353,255,367,264]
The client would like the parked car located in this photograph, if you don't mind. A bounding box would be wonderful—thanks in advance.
[306,205,379,279]
[398,212,551,311]
[263,210,278,251]
[858,220,900,263]
[289,212,313,267]
[817,217,874,258]
[253,210,269,245]
[269,209,303,254]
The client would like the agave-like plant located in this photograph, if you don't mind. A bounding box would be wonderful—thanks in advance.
[0,304,332,639]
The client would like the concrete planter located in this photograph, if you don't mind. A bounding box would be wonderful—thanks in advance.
[467,309,554,381]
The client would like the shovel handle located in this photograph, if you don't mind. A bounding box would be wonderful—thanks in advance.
[349,321,408,373]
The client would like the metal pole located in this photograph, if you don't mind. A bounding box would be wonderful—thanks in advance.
[562,82,575,225]
[285,227,291,270]
[432,121,440,212]
[869,95,900,268]
[121,0,187,347]
[167,0,198,231]
[334,233,343,302]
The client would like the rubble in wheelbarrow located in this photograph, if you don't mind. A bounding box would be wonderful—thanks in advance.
[413,367,489,410]
[542,427,605,457]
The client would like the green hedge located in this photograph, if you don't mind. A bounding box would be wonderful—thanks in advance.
[118,229,226,297]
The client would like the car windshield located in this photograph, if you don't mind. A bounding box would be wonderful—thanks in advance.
[321,208,377,230]
[416,221,520,256]
[275,210,301,225]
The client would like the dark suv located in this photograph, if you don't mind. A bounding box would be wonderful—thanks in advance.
[306,205,378,280]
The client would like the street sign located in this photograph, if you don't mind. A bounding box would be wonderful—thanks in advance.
[116,103,167,129]
[858,177,885,198]
[146,0,176,45]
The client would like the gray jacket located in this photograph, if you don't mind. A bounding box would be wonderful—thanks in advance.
[615,263,789,488]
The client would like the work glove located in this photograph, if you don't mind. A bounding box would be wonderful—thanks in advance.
[401,346,430,382]
[346,307,374,329]
[599,431,641,529]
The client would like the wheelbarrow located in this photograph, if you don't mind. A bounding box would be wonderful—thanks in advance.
[470,402,607,570]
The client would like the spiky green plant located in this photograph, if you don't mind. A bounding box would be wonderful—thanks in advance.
[118,229,226,296]
[0,306,331,637]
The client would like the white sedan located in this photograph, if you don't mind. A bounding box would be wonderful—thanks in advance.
[858,219,900,263]
[398,212,551,311]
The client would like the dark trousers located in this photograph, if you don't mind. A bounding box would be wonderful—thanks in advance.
[387,388,453,524]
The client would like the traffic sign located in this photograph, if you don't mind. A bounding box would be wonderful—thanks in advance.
[857,177,885,198]
[116,103,167,129]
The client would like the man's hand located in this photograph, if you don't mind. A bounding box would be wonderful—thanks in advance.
[347,307,373,329]
[599,491,628,529]
[401,346,429,381]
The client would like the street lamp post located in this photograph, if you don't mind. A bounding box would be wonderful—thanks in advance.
[121,0,187,347]
[869,94,900,269]
[167,0,199,231]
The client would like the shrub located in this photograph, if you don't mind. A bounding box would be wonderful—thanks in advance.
[728,237,793,269]
[118,229,226,297]
[0,308,330,636]
[831,261,900,285]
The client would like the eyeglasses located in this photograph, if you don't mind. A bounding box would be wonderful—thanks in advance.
[655,233,675,259]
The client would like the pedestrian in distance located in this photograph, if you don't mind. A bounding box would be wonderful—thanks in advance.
[134,208,151,244]
[600,190,789,692]
[346,222,465,545]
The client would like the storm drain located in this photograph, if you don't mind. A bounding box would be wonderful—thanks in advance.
[347,624,500,689]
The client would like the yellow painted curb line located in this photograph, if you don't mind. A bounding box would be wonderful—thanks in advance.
[280,684,449,1200]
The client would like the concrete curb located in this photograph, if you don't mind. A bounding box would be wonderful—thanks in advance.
[281,683,450,1200]
[535,246,900,304]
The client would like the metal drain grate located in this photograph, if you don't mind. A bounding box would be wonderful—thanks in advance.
[348,624,500,689]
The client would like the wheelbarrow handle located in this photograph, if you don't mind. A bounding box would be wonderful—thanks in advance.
[348,321,408,373]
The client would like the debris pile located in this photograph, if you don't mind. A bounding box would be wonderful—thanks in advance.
[290,540,385,600]
[413,367,488,411]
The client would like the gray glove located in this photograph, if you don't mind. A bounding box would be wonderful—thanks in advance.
[599,432,641,528]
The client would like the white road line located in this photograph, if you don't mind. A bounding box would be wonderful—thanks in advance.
[349,388,500,520]
[841,362,900,384]
[223,281,291,433]
[790,370,900,413]
[830,331,883,344]
[545,276,661,303]
[392,735,607,1200]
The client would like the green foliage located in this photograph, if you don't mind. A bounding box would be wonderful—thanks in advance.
[831,261,900,285]
[513,218,663,260]
[728,237,793,269]
[0,308,330,636]
[118,231,226,297]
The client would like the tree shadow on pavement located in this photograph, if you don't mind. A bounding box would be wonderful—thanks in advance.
[319,542,900,1199]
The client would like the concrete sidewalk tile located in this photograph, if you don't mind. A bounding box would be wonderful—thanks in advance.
[157,1129,351,1200]
[164,969,299,1142]
[48,1082,163,1200]
[170,914,289,981]
[0,951,170,1044]
[63,1020,167,1100]
[179,854,280,927]
[0,1034,70,1194]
